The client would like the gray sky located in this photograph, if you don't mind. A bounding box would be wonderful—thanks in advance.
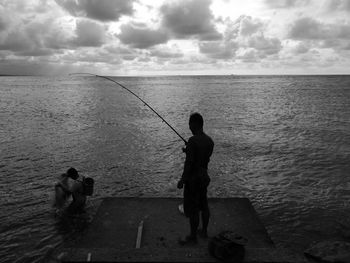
[0,0,350,75]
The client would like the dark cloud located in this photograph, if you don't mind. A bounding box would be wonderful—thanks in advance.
[289,17,328,39]
[247,34,282,55]
[149,47,183,58]
[160,0,221,40]
[105,45,134,55]
[0,59,72,75]
[289,17,350,40]
[61,49,122,64]
[32,0,55,13]
[325,0,350,12]
[0,13,75,55]
[16,48,58,57]
[316,39,350,50]
[55,0,135,21]
[292,42,310,54]
[0,21,5,31]
[43,29,73,50]
[105,44,140,61]
[0,56,117,75]
[72,19,106,47]
[198,15,281,60]
[264,0,310,8]
[0,10,8,31]
[0,30,32,51]
[118,24,169,49]
[238,16,263,36]
[199,41,237,59]
[319,39,341,48]
[236,49,259,63]
[221,16,264,39]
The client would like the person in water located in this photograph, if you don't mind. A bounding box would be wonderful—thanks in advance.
[54,167,86,214]
[177,112,214,244]
[54,168,74,208]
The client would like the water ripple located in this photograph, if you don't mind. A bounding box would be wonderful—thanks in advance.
[0,75,349,260]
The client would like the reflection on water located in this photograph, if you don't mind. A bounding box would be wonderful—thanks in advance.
[0,75,350,261]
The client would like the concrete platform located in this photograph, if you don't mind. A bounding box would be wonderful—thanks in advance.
[58,197,307,262]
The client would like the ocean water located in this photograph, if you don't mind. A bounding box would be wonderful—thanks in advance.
[0,75,350,262]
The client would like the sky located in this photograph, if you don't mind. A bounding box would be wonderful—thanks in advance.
[0,0,350,75]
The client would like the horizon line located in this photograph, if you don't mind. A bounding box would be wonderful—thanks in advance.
[1,73,350,77]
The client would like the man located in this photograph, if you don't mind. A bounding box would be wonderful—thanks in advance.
[67,168,87,214]
[178,112,214,244]
[54,167,86,214]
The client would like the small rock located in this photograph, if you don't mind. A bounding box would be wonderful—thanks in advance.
[57,252,67,261]
[304,240,350,263]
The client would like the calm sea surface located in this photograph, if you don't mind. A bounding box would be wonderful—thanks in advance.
[1,75,350,262]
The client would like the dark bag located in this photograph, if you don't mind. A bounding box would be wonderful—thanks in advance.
[208,231,247,262]
[82,177,94,196]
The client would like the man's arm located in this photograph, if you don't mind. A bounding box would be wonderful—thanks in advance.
[181,138,196,182]
[70,180,83,194]
[56,174,71,192]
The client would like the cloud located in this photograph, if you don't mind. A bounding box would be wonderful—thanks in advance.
[118,23,169,49]
[0,17,107,53]
[0,3,75,55]
[105,44,141,61]
[247,34,282,54]
[222,15,264,39]
[61,49,123,64]
[0,30,32,52]
[324,0,350,12]
[16,48,59,57]
[149,46,183,59]
[0,17,65,55]
[0,0,349,75]
[72,19,106,47]
[160,0,221,40]
[236,48,260,62]
[264,0,310,9]
[292,42,310,54]
[198,15,282,60]
[0,7,9,31]
[199,41,237,59]
[288,17,350,40]
[0,59,69,75]
[54,0,135,21]
[238,16,264,36]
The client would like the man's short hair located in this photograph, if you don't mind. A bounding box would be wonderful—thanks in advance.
[189,112,203,128]
[67,167,78,180]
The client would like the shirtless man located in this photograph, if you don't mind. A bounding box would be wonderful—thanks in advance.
[178,113,214,244]
[54,167,86,214]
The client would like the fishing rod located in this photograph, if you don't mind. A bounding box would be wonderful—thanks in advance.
[70,73,187,145]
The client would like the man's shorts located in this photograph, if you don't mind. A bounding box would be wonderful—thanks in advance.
[183,176,210,217]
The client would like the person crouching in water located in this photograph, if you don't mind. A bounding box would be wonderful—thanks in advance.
[54,167,86,214]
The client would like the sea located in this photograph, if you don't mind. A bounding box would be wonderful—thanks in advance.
[0,75,349,262]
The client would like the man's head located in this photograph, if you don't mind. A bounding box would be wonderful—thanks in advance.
[66,167,79,180]
[189,112,203,134]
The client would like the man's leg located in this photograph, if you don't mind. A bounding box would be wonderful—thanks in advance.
[178,210,198,245]
[200,208,210,237]
[180,185,199,245]
[199,183,210,237]
[189,211,199,239]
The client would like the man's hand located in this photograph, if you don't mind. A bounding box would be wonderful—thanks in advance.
[177,179,184,189]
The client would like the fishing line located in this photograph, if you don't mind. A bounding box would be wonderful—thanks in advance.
[70,73,187,145]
